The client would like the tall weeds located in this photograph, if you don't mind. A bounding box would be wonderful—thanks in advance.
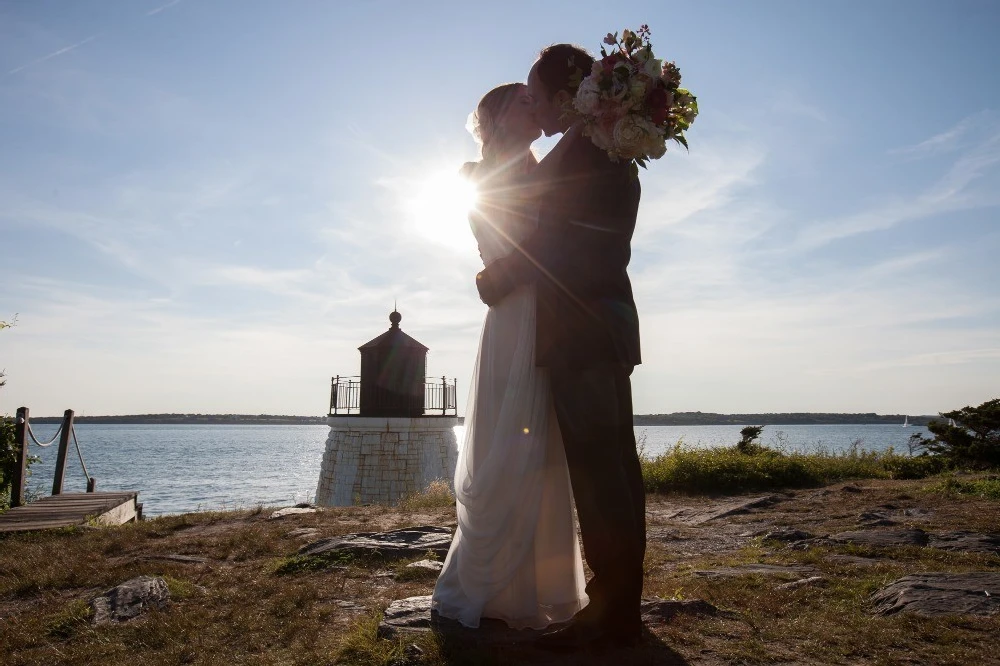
[640,443,948,494]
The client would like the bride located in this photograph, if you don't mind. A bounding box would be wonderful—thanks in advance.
[431,83,588,630]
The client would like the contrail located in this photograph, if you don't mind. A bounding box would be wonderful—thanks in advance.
[7,34,99,75]
[147,0,182,16]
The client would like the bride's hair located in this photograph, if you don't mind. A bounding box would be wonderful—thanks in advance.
[467,83,523,163]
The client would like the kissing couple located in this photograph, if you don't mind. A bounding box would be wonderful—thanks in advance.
[431,43,646,651]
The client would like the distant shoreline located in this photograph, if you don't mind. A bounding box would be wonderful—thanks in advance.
[27,412,938,426]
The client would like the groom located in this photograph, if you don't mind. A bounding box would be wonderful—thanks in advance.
[476,44,646,649]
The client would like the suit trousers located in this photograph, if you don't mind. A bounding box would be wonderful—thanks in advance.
[549,363,646,631]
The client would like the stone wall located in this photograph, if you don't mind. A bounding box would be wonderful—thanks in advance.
[315,416,460,506]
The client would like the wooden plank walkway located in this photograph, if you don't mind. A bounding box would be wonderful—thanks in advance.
[0,492,139,533]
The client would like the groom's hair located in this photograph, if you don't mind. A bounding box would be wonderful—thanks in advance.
[536,44,594,99]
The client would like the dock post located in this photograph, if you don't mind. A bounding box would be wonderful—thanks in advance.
[87,477,96,492]
[51,409,75,496]
[10,407,29,508]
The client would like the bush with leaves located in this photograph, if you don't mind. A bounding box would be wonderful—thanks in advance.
[909,398,1000,468]
[1,314,31,511]
[1,416,20,510]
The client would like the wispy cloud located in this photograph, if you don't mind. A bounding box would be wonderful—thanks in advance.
[793,120,1000,251]
[6,34,99,75]
[888,112,990,158]
[772,90,829,124]
[856,348,1000,372]
[147,0,182,16]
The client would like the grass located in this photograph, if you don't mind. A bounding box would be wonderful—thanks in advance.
[641,442,949,494]
[396,479,455,511]
[2,476,998,664]
[926,474,1000,500]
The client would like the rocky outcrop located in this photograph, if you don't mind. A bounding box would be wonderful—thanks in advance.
[299,526,453,559]
[871,572,1000,616]
[652,495,782,526]
[90,576,170,625]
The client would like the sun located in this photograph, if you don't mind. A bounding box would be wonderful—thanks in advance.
[404,169,479,251]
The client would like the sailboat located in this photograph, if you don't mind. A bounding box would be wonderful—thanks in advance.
[902,416,910,427]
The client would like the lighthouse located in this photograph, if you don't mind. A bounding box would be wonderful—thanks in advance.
[315,309,460,506]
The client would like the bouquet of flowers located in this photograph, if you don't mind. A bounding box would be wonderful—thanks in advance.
[573,25,698,167]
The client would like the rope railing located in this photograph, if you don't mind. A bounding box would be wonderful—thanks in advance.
[25,421,62,447]
[70,425,92,486]
[10,407,96,508]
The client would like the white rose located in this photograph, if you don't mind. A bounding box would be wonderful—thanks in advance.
[644,134,668,159]
[612,114,660,160]
[629,77,648,105]
[574,77,602,116]
[586,122,614,152]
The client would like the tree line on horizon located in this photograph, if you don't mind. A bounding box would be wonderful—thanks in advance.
[23,411,936,426]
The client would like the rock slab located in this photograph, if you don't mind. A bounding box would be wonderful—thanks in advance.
[378,596,540,642]
[694,563,818,579]
[90,575,170,624]
[655,495,781,526]
[269,507,318,519]
[829,527,929,548]
[777,576,827,591]
[762,528,815,542]
[928,531,1000,555]
[139,554,208,564]
[406,559,444,572]
[379,596,436,637]
[378,595,728,639]
[871,572,1000,617]
[300,526,453,559]
[640,598,729,623]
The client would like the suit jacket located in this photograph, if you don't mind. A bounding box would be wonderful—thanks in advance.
[478,132,641,369]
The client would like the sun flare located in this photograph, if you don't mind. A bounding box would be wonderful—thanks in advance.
[404,169,479,251]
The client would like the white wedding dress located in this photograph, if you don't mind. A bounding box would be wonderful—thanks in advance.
[431,174,588,630]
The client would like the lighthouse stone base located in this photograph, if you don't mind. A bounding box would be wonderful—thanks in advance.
[315,416,460,507]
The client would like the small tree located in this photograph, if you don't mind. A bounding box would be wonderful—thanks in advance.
[911,398,1000,468]
[737,425,766,455]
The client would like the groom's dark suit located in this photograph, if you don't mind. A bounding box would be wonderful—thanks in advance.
[476,131,646,636]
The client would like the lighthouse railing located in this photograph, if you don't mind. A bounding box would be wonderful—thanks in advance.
[329,376,457,416]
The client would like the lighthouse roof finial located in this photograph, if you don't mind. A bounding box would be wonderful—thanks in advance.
[389,304,401,328]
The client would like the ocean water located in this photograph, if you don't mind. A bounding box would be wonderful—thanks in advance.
[22,423,930,517]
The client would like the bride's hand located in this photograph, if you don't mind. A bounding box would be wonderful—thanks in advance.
[528,122,584,191]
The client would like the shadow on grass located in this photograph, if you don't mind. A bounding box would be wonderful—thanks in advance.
[429,614,690,665]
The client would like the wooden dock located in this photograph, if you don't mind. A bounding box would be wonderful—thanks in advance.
[0,492,140,533]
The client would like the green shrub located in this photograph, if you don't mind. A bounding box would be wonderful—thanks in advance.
[909,398,1000,468]
[640,443,952,494]
[1,416,23,511]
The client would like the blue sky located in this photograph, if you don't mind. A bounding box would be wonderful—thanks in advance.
[1,0,998,417]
